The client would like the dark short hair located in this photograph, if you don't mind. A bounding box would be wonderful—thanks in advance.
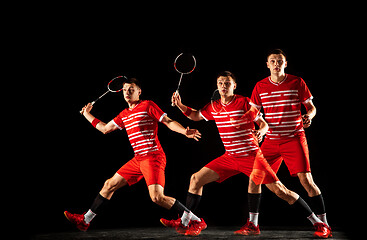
[123,77,141,89]
[267,49,286,60]
[217,71,236,83]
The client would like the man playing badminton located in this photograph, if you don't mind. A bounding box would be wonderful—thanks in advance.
[164,71,330,238]
[64,78,204,234]
[249,49,332,238]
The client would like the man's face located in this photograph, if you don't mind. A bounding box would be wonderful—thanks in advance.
[267,54,287,74]
[123,83,141,103]
[217,76,236,97]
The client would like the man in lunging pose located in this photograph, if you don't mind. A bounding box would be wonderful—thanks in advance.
[250,49,332,238]
[64,78,204,235]
[163,71,329,237]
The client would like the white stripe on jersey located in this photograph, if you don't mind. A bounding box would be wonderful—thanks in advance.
[218,129,251,135]
[262,99,299,105]
[268,120,301,125]
[131,139,155,148]
[126,121,154,131]
[125,119,152,128]
[268,123,300,128]
[265,110,300,115]
[260,94,281,99]
[271,90,298,94]
[134,146,159,153]
[262,102,300,109]
[128,129,154,137]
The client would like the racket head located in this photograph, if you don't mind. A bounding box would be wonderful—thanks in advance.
[107,75,128,92]
[174,53,196,74]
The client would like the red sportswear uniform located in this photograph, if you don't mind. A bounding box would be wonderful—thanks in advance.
[112,100,167,187]
[199,95,279,185]
[251,74,313,178]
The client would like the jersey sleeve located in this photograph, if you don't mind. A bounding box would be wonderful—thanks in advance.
[250,83,262,109]
[298,78,313,104]
[112,112,125,130]
[199,102,214,121]
[147,100,167,122]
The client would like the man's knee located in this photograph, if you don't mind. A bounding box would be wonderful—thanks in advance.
[298,172,320,196]
[248,179,262,193]
[272,183,286,197]
[268,182,298,204]
[103,176,125,193]
[102,178,115,192]
[190,173,202,189]
[150,192,165,205]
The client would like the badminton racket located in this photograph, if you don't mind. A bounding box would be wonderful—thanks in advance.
[80,75,127,114]
[172,53,196,106]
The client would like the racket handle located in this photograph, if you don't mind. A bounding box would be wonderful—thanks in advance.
[80,101,96,114]
[171,90,178,107]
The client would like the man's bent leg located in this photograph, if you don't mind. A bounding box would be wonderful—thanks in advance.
[64,173,128,231]
[265,181,298,204]
[148,184,176,209]
[188,167,220,195]
[100,173,128,199]
[85,173,128,223]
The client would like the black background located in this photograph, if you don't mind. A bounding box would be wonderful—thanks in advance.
[26,4,363,238]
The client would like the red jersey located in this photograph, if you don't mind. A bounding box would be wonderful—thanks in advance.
[251,74,313,141]
[112,100,167,157]
[199,95,260,157]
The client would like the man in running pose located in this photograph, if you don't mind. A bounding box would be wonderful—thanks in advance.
[163,71,330,238]
[250,49,331,238]
[64,78,204,235]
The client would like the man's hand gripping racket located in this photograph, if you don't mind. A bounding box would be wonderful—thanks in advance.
[171,91,183,108]
[80,103,93,116]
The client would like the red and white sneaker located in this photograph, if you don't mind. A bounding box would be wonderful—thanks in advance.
[176,221,202,236]
[64,211,90,232]
[160,217,181,228]
[313,222,332,238]
[175,222,190,235]
[234,219,260,235]
[192,218,207,231]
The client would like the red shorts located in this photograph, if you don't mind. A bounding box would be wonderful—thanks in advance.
[261,132,310,181]
[116,151,166,187]
[205,150,279,185]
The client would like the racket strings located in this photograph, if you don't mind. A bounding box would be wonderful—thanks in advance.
[174,53,196,74]
[108,76,127,92]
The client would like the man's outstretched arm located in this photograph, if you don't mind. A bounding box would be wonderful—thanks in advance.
[161,115,201,141]
[80,103,118,134]
[171,92,204,122]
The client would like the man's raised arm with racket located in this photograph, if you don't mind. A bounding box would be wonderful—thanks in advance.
[171,91,204,122]
[79,77,201,139]
[80,102,119,134]
[171,86,263,135]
